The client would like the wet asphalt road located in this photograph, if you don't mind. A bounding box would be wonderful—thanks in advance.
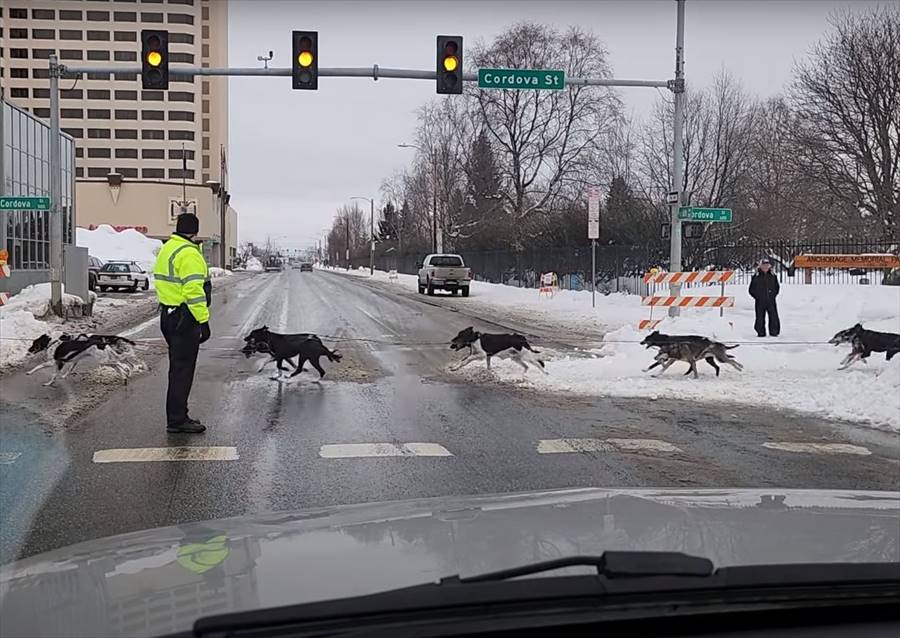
[1,269,899,563]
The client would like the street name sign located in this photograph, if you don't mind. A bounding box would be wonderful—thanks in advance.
[678,206,732,222]
[478,68,565,91]
[0,196,51,210]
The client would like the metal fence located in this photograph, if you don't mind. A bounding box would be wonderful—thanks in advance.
[373,238,899,291]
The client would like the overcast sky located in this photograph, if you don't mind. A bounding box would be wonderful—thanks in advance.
[227,0,882,248]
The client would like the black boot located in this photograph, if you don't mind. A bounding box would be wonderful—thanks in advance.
[167,421,206,434]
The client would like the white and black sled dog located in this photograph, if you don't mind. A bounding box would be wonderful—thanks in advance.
[26,332,140,386]
[449,326,547,373]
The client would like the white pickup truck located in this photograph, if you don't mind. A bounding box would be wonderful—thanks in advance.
[417,254,471,297]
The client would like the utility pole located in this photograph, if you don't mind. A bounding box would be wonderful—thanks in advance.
[48,55,63,315]
[219,145,227,269]
[344,214,350,270]
[432,148,438,254]
[668,0,686,317]
[351,196,375,275]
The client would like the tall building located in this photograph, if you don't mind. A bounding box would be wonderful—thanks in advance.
[0,0,228,186]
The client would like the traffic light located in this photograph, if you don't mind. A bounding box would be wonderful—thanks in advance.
[292,31,318,90]
[436,35,463,94]
[141,30,169,90]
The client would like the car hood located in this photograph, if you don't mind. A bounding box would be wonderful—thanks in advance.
[1,487,898,638]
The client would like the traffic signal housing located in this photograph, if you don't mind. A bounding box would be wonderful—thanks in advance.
[292,31,318,90]
[141,30,169,90]
[436,35,463,94]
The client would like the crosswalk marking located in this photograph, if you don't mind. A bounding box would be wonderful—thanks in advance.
[319,443,453,458]
[762,442,872,456]
[93,447,239,463]
[537,438,683,454]
[0,452,22,465]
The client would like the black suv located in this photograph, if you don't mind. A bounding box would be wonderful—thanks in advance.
[88,255,103,292]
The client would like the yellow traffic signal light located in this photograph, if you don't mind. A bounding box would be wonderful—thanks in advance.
[436,36,463,95]
[292,31,318,90]
[298,50,314,68]
[147,51,162,67]
[141,30,168,89]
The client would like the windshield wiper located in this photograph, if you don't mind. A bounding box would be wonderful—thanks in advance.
[449,551,713,584]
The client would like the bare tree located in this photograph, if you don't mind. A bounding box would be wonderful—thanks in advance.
[791,6,900,238]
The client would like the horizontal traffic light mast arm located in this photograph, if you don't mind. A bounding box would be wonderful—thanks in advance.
[58,64,670,88]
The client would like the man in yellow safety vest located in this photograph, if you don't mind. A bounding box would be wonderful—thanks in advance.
[153,213,211,434]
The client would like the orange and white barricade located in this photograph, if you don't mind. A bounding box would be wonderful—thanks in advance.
[0,249,10,306]
[643,270,734,285]
[388,269,398,280]
[641,295,734,308]
[638,270,735,329]
[538,272,558,298]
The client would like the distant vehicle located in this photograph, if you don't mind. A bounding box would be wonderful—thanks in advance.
[417,254,471,296]
[88,255,103,292]
[97,261,149,292]
[264,256,283,272]
[300,262,313,272]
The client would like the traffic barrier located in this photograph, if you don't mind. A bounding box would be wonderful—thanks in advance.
[0,293,9,306]
[539,272,558,298]
[641,295,734,308]
[388,269,398,280]
[638,319,663,330]
[0,249,10,306]
[643,270,734,285]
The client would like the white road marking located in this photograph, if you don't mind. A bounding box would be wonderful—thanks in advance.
[537,438,683,454]
[762,442,872,456]
[0,452,22,465]
[120,315,159,337]
[93,447,239,463]
[319,442,453,458]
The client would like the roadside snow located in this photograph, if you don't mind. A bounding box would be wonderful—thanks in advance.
[208,267,232,278]
[327,266,900,431]
[245,256,264,272]
[76,224,162,272]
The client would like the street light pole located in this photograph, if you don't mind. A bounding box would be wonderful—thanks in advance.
[668,0,686,317]
[48,54,63,316]
[351,196,375,275]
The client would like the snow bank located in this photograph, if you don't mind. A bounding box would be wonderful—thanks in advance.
[76,224,162,272]
[0,283,96,368]
[244,256,264,272]
[208,267,232,278]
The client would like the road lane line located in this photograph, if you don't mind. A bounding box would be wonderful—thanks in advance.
[537,438,683,454]
[762,442,872,455]
[319,443,453,458]
[0,452,22,465]
[93,447,239,463]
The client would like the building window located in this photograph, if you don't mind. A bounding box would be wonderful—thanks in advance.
[61,89,84,99]
[170,0,195,5]
[75,148,84,158]
[115,148,138,159]
[88,89,111,100]
[113,12,137,22]
[88,129,111,139]
[59,10,83,20]
[33,69,51,79]
[169,149,196,160]
[141,12,164,23]
[87,50,111,61]
[88,109,111,119]
[114,51,137,62]
[86,31,110,42]
[10,88,29,99]
[202,137,210,151]
[202,81,210,96]
[87,10,110,21]
[169,91,195,103]
[115,129,139,140]
[88,148,111,159]
[202,100,210,114]
[143,168,165,179]
[88,168,109,178]
[203,155,211,169]
[142,110,165,121]
[61,109,84,119]
[10,8,28,19]
[63,127,84,139]
[9,28,28,39]
[202,25,210,39]
[202,44,210,58]
[170,53,195,64]
[202,6,210,20]
[142,129,165,140]
[169,33,195,45]
[32,29,56,40]
[141,91,164,101]
[170,169,195,180]
[169,130,195,141]
[202,118,210,132]
[32,9,56,20]
[114,31,137,42]
[59,30,83,41]
[11,69,29,79]
[115,90,138,100]
[142,149,165,159]
[170,111,195,122]
[32,89,50,99]
[168,13,195,26]
[115,109,138,120]
[11,49,29,59]
[116,73,139,82]
[33,108,51,118]
[32,49,56,60]
[202,173,211,183]
[118,168,139,179]
[76,167,84,178]
[60,50,84,60]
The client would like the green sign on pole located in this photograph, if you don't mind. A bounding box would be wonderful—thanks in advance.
[678,206,732,222]
[478,68,565,91]
[0,196,51,211]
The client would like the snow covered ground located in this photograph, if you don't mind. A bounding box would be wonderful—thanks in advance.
[327,266,900,431]
[76,224,162,272]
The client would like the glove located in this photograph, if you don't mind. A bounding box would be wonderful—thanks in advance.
[199,322,211,344]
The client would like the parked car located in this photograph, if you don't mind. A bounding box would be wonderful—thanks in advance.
[88,255,103,292]
[417,254,471,296]
[97,261,150,292]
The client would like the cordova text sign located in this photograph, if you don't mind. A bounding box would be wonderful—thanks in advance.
[478,68,565,91]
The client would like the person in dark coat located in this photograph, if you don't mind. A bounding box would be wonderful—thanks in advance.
[749,259,780,337]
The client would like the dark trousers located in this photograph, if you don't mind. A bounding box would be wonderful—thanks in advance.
[754,299,780,337]
[160,305,201,425]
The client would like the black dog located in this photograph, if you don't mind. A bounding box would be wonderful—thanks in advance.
[640,331,742,378]
[829,323,900,369]
[449,326,546,373]
[242,325,341,379]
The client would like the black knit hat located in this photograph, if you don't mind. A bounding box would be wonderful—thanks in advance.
[176,213,200,235]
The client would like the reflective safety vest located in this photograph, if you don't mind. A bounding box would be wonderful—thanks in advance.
[153,233,210,323]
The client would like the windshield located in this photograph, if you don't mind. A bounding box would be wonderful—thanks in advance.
[1,2,898,638]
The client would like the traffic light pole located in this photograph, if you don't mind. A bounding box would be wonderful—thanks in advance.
[668,0,686,317]
[48,55,63,316]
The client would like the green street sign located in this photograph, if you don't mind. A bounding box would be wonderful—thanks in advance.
[678,206,732,222]
[478,68,565,91]
[0,196,51,211]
